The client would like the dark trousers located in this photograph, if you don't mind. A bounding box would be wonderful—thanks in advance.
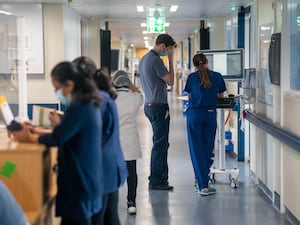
[126,160,137,202]
[186,108,217,190]
[144,105,170,185]
[60,209,102,225]
[101,191,121,225]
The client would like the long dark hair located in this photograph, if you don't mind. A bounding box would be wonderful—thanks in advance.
[193,53,211,89]
[72,56,117,99]
[51,61,101,106]
[94,68,117,100]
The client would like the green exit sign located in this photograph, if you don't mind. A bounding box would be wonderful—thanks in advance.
[147,7,165,33]
[297,16,300,26]
[147,16,165,33]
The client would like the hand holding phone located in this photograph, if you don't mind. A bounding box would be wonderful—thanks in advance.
[7,120,22,131]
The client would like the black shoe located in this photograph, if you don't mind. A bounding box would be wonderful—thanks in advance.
[127,201,136,214]
[149,184,174,190]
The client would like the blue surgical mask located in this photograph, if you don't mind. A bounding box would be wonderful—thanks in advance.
[160,51,168,57]
[55,89,72,106]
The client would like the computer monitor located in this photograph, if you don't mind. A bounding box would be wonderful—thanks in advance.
[197,49,244,80]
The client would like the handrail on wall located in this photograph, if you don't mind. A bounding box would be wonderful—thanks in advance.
[244,110,300,154]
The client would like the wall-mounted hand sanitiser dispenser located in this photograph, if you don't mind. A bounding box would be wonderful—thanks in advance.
[268,33,281,86]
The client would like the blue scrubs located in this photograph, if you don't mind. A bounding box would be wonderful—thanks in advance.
[0,181,28,225]
[39,100,104,220]
[98,90,128,225]
[184,71,226,190]
[99,90,127,194]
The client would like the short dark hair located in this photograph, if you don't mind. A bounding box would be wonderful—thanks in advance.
[155,34,176,47]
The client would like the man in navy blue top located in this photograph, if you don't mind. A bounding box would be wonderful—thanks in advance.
[139,34,176,190]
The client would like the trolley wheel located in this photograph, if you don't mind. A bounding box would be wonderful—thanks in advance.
[231,181,237,188]
[229,174,238,188]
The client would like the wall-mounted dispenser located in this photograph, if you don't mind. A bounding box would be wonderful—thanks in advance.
[268,33,281,85]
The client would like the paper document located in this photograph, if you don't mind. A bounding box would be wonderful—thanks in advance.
[32,105,63,128]
[177,96,188,101]
[0,96,14,125]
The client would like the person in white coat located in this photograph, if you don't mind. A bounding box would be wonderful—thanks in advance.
[112,70,143,215]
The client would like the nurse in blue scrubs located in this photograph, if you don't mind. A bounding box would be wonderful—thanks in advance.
[184,53,226,196]
[73,56,128,225]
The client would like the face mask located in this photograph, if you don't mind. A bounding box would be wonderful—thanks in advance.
[160,51,168,57]
[55,89,72,106]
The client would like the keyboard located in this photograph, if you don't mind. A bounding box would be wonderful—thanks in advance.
[216,97,237,108]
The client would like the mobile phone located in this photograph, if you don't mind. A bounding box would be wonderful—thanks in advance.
[7,120,22,131]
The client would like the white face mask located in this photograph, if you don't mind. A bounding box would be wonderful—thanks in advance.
[55,89,72,106]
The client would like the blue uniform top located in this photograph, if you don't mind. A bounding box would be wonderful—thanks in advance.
[39,100,103,220]
[98,90,128,193]
[139,50,169,104]
[0,181,28,225]
[184,70,226,109]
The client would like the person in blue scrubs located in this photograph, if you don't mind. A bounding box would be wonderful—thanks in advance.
[184,53,226,196]
[10,61,104,225]
[73,56,128,225]
[0,180,28,225]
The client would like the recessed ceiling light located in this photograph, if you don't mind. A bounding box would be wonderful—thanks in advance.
[165,22,170,27]
[170,5,178,12]
[142,30,148,34]
[0,10,12,15]
[137,5,144,12]
[144,37,149,40]
[140,23,147,27]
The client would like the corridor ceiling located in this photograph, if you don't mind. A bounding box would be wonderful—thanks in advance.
[0,0,253,48]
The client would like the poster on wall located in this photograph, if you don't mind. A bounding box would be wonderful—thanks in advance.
[0,3,44,75]
[258,23,273,106]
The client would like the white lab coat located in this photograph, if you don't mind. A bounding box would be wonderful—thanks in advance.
[115,87,144,161]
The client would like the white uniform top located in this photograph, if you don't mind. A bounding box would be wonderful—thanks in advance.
[115,87,144,161]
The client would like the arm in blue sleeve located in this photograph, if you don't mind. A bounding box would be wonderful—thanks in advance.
[38,103,82,147]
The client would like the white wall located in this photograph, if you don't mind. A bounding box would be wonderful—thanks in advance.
[63,5,81,61]
[27,3,84,104]
[87,17,101,68]
[251,0,274,190]
[250,0,300,220]
[282,91,300,218]
[27,3,65,104]
[0,3,44,74]
[209,17,226,50]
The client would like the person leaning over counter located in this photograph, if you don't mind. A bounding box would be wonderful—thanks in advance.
[9,61,105,225]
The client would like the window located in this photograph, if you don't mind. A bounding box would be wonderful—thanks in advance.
[289,1,300,90]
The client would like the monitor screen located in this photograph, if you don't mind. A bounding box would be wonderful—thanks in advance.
[197,49,244,80]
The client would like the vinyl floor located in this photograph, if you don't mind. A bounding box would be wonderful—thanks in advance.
[53,91,291,225]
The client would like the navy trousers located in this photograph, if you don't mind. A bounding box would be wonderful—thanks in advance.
[144,105,170,185]
[186,108,217,190]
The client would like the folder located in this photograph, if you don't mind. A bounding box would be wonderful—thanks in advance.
[31,105,63,128]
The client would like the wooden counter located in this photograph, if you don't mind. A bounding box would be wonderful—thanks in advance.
[0,129,57,225]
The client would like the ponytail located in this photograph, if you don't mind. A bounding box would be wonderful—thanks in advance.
[193,53,211,89]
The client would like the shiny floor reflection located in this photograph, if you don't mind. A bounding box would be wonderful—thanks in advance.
[52,91,291,225]
[117,92,291,225]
